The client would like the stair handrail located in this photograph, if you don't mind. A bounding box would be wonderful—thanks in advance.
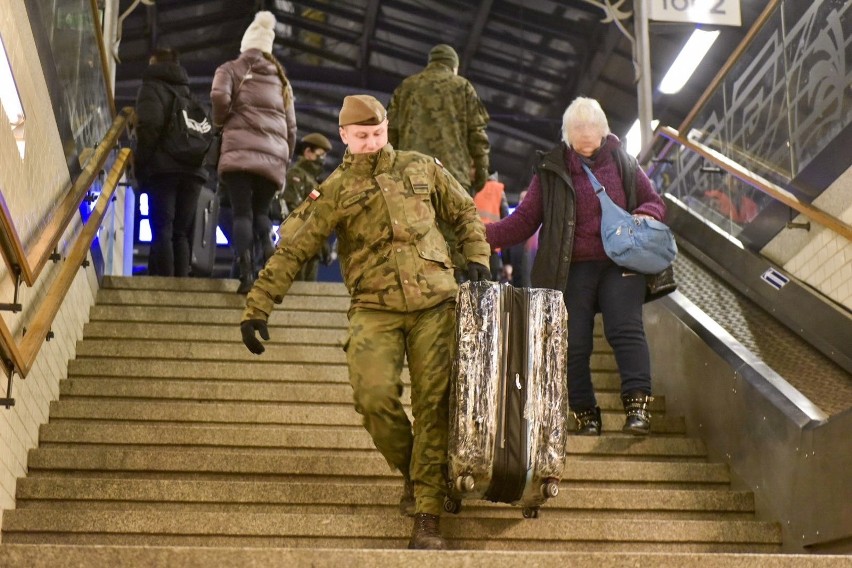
[0,142,132,380]
[657,125,852,242]
[0,107,135,286]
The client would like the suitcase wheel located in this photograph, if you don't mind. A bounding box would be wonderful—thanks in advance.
[455,474,475,493]
[541,480,559,499]
[522,506,540,519]
[443,497,462,515]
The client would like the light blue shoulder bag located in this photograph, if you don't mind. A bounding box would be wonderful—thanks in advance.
[582,163,677,274]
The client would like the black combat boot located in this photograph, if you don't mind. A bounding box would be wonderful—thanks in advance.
[399,475,415,517]
[236,250,254,294]
[622,391,653,435]
[408,513,447,550]
[572,406,602,436]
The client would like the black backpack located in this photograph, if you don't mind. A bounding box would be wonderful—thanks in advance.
[160,84,214,166]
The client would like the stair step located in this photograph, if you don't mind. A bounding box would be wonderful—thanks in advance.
[82,323,349,344]
[103,276,349,296]
[25,545,852,567]
[37,423,704,457]
[15,479,751,516]
[64,360,630,396]
[46,398,680,431]
[57,379,659,411]
[88,306,349,327]
[96,289,351,312]
[25,448,730,486]
[0,510,782,550]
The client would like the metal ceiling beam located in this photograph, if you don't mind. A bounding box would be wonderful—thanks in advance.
[359,0,381,86]
[459,0,493,75]
[273,9,360,45]
[145,2,158,53]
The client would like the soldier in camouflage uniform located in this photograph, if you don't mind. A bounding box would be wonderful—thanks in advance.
[240,95,491,550]
[283,132,333,281]
[387,44,491,278]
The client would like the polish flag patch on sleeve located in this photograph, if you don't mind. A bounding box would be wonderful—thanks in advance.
[308,189,321,200]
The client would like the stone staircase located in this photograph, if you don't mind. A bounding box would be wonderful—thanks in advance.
[1,276,843,566]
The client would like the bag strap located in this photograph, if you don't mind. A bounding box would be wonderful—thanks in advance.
[584,163,638,217]
[581,163,605,195]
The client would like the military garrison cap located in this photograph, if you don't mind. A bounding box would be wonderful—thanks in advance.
[429,44,459,68]
[338,95,387,126]
[301,132,332,151]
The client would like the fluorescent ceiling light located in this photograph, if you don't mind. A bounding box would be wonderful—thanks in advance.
[659,29,720,94]
[625,118,659,157]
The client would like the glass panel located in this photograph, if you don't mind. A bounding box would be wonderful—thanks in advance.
[654,0,850,247]
[783,0,852,174]
[32,0,111,165]
[0,34,25,159]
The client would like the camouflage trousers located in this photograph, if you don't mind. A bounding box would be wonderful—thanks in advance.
[345,301,456,516]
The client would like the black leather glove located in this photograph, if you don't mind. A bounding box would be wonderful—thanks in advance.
[467,262,492,282]
[241,319,270,355]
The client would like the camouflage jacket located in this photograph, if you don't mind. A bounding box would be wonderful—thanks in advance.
[283,156,323,212]
[243,144,490,320]
[387,62,490,192]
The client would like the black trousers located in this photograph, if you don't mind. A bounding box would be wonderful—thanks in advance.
[146,174,202,277]
[564,259,651,411]
[221,171,278,258]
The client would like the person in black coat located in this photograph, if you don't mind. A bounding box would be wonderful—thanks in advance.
[134,48,207,276]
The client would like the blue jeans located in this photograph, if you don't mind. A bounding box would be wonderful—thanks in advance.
[564,260,651,411]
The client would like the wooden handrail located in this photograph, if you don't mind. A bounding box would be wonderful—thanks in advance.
[659,126,852,242]
[3,148,131,377]
[0,107,134,286]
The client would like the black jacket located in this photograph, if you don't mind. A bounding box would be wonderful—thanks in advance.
[133,62,207,183]
[530,142,638,292]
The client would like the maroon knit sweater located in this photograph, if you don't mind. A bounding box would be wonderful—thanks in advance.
[486,135,666,262]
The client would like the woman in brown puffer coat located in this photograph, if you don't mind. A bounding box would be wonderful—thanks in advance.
[211,11,297,293]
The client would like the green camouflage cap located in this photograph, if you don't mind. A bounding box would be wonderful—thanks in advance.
[339,95,387,126]
[301,132,332,151]
[428,44,459,68]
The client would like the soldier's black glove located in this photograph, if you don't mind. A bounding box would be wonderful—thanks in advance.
[241,319,270,355]
[467,262,492,282]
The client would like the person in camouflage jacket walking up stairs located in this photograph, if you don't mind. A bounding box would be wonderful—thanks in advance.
[388,44,491,280]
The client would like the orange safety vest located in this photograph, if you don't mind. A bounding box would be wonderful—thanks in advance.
[474,179,505,224]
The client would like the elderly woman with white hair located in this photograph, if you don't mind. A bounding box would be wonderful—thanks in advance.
[486,96,666,436]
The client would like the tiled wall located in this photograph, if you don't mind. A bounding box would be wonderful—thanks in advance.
[0,1,127,535]
[761,166,852,310]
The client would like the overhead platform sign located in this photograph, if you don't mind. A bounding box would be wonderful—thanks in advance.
[649,0,742,27]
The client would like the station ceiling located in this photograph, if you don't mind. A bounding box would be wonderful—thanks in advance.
[114,0,763,198]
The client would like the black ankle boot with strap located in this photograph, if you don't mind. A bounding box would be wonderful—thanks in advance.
[622,391,653,436]
[572,406,602,436]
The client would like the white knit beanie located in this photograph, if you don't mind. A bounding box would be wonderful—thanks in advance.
[240,11,276,54]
